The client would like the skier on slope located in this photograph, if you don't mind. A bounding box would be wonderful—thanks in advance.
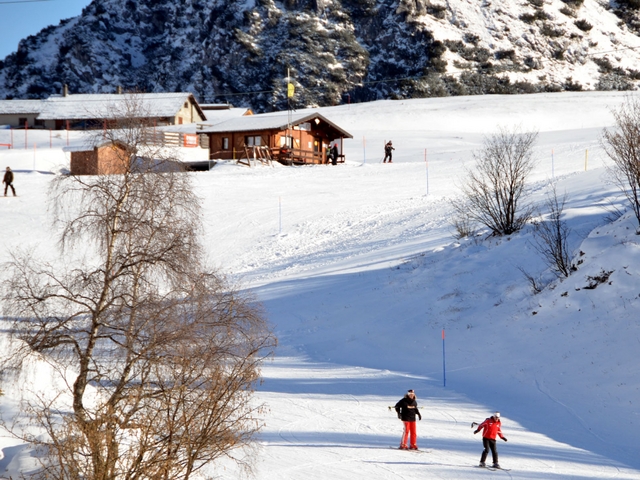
[3,166,16,196]
[394,389,422,450]
[383,141,394,163]
[474,411,507,468]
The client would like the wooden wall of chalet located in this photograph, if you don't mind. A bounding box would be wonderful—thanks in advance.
[70,145,129,175]
[207,123,337,164]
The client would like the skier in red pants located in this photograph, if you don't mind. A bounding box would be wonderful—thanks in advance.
[474,412,508,468]
[394,389,421,449]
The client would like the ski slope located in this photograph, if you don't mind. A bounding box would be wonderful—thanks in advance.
[1,91,640,479]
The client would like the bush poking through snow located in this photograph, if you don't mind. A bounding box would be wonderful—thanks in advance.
[452,126,538,236]
[531,185,574,278]
[602,96,640,229]
[584,269,614,289]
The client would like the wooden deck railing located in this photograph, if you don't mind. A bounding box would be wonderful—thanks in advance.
[209,146,345,166]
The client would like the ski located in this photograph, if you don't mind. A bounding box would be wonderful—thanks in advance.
[476,465,511,472]
[391,447,429,453]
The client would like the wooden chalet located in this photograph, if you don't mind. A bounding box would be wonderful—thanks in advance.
[197,112,353,165]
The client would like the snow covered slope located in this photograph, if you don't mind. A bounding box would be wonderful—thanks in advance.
[1,91,639,479]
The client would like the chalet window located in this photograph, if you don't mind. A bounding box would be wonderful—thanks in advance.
[280,135,293,147]
[34,119,45,127]
[245,135,261,146]
[222,137,229,150]
[19,118,28,127]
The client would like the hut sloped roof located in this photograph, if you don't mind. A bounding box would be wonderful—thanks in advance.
[37,93,204,120]
[197,112,353,138]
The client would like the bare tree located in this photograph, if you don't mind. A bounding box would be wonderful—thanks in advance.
[602,96,640,230]
[531,185,573,278]
[452,127,538,236]
[2,95,275,480]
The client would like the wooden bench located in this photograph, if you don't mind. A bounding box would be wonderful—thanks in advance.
[0,143,11,149]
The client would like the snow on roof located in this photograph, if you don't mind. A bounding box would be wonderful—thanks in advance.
[197,108,253,126]
[0,99,46,115]
[197,111,353,138]
[199,103,235,110]
[37,93,198,120]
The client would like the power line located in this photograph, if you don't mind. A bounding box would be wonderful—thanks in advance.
[584,45,640,57]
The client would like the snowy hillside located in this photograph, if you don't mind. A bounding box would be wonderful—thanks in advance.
[3,0,640,109]
[1,91,640,479]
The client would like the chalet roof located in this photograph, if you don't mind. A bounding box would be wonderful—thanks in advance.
[198,108,253,126]
[197,111,353,138]
[37,93,205,121]
[0,99,45,115]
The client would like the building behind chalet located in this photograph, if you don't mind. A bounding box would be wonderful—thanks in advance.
[0,99,46,129]
[0,91,206,130]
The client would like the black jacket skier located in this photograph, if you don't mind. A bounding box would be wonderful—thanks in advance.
[395,393,421,422]
[394,389,422,449]
[3,166,15,196]
[383,141,394,163]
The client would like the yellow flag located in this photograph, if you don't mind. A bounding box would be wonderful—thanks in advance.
[287,83,295,98]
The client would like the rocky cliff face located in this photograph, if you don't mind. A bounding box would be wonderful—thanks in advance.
[2,0,640,112]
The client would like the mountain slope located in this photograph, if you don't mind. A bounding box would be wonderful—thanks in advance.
[3,0,640,110]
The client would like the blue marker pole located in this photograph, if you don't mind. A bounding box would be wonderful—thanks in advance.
[442,328,446,387]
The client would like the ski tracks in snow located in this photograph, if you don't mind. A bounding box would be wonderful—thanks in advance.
[208,358,640,480]
[223,194,453,286]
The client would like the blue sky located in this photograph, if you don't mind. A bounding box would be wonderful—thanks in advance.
[0,0,90,59]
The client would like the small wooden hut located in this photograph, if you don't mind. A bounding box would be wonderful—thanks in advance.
[69,142,130,175]
[197,112,352,165]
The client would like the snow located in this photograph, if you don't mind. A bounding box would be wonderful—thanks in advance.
[411,0,640,88]
[37,92,197,120]
[1,91,640,479]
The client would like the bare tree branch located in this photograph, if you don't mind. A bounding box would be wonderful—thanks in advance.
[2,94,276,480]
[602,95,640,231]
[531,185,574,278]
[452,127,538,236]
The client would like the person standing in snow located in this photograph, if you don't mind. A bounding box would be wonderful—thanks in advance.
[394,389,422,449]
[474,412,507,468]
[383,141,394,163]
[3,166,16,196]
[330,143,339,166]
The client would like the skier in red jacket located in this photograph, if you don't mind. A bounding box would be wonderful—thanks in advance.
[474,412,507,468]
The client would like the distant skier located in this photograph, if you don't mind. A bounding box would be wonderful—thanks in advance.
[330,143,339,166]
[383,141,394,163]
[3,166,16,196]
[474,412,507,468]
[394,389,422,449]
